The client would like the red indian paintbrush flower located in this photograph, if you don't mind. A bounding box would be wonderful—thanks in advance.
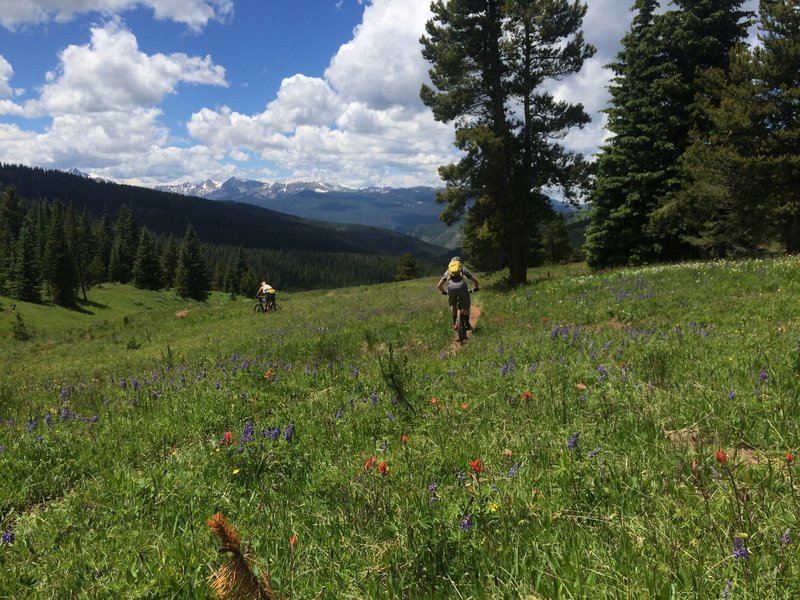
[715,449,728,465]
[787,452,795,464]
[378,461,389,476]
[401,434,408,445]
[521,390,532,401]
[469,458,484,473]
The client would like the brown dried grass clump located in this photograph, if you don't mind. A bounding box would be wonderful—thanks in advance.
[207,513,280,600]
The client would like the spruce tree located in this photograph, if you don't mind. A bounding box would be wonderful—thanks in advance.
[160,235,178,288]
[10,222,41,303]
[108,204,138,283]
[585,0,751,267]
[132,227,163,290]
[42,202,78,306]
[174,224,210,301]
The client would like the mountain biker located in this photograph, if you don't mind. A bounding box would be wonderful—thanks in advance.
[256,280,276,309]
[437,257,479,331]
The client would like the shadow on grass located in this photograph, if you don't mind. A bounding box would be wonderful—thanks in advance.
[74,299,109,314]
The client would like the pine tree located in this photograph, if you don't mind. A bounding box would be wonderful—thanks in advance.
[420,0,595,285]
[585,0,751,267]
[160,235,178,288]
[42,202,78,306]
[394,252,419,281]
[541,215,573,264]
[175,224,211,301]
[10,222,41,303]
[132,227,163,290]
[0,186,26,295]
[108,204,138,283]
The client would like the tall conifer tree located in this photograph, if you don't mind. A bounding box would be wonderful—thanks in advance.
[175,224,210,301]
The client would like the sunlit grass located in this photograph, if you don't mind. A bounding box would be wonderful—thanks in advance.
[2,257,800,598]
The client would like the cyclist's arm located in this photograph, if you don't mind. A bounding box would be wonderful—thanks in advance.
[437,276,447,293]
[469,275,480,290]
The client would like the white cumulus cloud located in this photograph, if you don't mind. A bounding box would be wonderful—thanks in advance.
[0,0,233,30]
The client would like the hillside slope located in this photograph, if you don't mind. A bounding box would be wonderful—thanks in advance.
[0,163,449,258]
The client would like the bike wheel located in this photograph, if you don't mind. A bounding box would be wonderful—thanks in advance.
[254,302,264,314]
[458,314,468,343]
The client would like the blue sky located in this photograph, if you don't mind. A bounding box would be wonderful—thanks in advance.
[0,0,758,189]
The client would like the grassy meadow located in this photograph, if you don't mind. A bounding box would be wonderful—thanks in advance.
[2,258,800,598]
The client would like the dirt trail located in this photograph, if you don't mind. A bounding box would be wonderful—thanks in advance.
[448,303,481,354]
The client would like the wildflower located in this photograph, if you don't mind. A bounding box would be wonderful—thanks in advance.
[214,382,221,390]
[461,403,469,411]
[521,390,532,401]
[290,533,297,547]
[509,462,520,478]
[428,481,438,502]
[502,449,512,459]
[588,447,601,458]
[263,426,280,442]
[377,461,389,476]
[566,432,580,450]
[401,434,408,445]
[469,458,484,473]
[576,383,587,391]
[781,528,790,546]
[691,457,699,473]
[353,368,359,379]
[24,418,37,433]
[1,528,14,546]
[721,579,731,599]
[733,537,749,560]
[457,469,466,483]
[284,422,295,443]
[787,452,795,465]
[371,391,379,405]
[380,440,389,453]
[715,449,728,465]
[430,397,439,405]
[364,456,377,470]
[490,503,498,513]
[336,408,343,419]
[221,431,233,445]
[386,411,393,421]
[597,364,608,378]
[264,369,273,380]
[727,389,736,401]
[759,367,768,382]
[232,468,240,475]
[240,421,254,444]
[460,513,473,531]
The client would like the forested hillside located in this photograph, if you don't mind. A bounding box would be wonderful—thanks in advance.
[0,163,448,259]
[0,175,443,307]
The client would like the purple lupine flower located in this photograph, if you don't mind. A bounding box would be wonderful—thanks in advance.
[509,463,520,478]
[335,408,343,419]
[597,364,608,378]
[759,368,768,382]
[566,432,580,450]
[1,528,14,545]
[214,381,221,390]
[131,378,140,391]
[500,363,509,377]
[588,448,601,458]
[459,513,473,531]
[263,426,281,442]
[733,537,749,560]
[284,422,295,442]
[45,413,52,427]
[721,579,731,599]
[781,528,790,546]
[241,421,254,443]
[391,396,398,406]
[236,445,244,454]
[728,389,736,401]
[457,469,466,483]
[371,391,379,405]
[24,419,37,433]
[119,379,127,389]
[428,481,439,503]
[386,411,393,421]
[527,362,539,373]
[353,368,359,380]
[380,440,389,453]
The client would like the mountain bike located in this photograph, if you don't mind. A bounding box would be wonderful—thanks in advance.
[253,295,280,314]
[445,288,477,343]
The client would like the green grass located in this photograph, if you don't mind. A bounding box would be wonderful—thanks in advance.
[2,258,800,598]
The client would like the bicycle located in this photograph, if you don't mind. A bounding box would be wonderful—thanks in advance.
[253,295,280,314]
[444,288,477,343]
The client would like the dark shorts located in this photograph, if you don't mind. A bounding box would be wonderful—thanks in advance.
[447,279,470,310]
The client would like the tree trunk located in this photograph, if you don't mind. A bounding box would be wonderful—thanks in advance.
[508,239,527,286]
[786,212,800,254]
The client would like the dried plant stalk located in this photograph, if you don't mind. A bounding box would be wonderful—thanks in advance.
[207,513,279,600]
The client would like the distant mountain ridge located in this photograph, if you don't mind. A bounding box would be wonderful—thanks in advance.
[156,176,577,248]
[0,163,450,260]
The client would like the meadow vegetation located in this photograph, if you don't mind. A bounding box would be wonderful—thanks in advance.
[1,258,800,598]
